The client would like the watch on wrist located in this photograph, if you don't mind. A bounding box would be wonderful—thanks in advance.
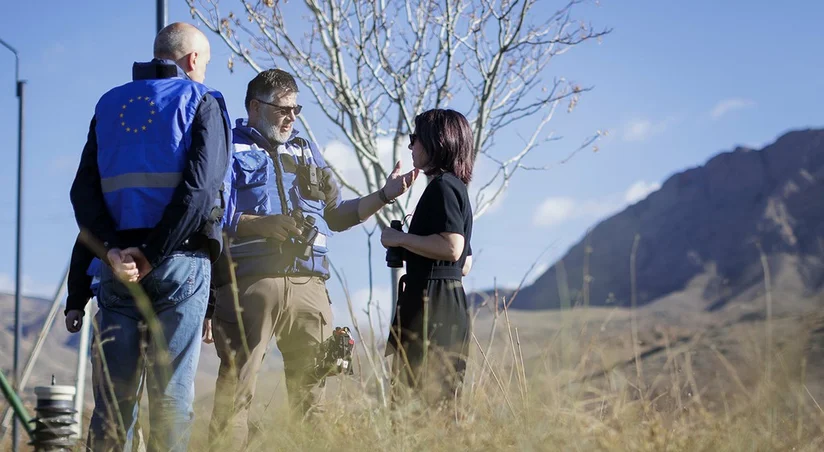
[379,187,395,204]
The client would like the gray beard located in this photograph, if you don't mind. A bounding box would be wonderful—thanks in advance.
[262,126,291,145]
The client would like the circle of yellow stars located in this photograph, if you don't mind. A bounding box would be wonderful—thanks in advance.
[120,96,156,134]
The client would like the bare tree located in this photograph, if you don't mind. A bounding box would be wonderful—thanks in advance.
[187,0,609,319]
[189,0,608,218]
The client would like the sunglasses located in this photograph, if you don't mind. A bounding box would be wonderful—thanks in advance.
[255,98,302,116]
[408,133,417,146]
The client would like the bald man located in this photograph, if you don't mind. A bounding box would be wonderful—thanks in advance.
[69,22,231,452]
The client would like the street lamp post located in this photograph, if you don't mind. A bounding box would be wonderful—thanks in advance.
[0,37,25,452]
[157,0,167,33]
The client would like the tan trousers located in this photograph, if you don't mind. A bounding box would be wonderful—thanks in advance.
[207,275,333,449]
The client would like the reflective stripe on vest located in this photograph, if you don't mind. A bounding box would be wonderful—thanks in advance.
[100,172,182,193]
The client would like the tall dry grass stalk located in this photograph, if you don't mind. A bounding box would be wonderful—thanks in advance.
[59,230,824,452]
[183,305,824,452]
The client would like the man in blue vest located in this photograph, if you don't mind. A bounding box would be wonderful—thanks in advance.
[206,69,417,447]
[68,22,231,452]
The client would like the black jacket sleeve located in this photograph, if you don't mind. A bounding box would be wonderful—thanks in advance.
[65,235,95,315]
[69,118,121,250]
[140,94,229,267]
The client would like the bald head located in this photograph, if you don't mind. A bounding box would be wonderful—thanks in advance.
[154,22,209,60]
[153,22,211,82]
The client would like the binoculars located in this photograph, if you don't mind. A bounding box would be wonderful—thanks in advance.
[386,220,404,268]
[287,209,319,260]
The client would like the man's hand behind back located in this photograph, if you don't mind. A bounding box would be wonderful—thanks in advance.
[202,318,213,344]
[107,248,139,282]
[121,247,153,280]
[237,214,302,241]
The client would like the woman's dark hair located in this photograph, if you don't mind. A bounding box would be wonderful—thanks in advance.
[414,109,475,184]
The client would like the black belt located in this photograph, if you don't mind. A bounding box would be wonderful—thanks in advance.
[397,266,463,300]
[426,266,463,280]
[405,265,463,282]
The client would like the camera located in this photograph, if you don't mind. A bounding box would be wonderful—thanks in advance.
[386,220,405,268]
[296,162,326,201]
[287,209,319,260]
[288,136,326,202]
[314,326,355,379]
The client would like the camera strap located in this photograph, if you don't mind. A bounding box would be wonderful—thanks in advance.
[262,140,291,216]
[290,136,311,167]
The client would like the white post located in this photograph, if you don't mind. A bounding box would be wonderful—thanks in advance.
[72,299,93,439]
[0,268,68,441]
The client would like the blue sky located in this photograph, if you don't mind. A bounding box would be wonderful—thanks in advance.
[0,1,822,331]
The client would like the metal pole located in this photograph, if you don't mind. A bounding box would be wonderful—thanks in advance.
[17,269,65,400]
[0,269,67,439]
[13,79,24,452]
[0,36,23,452]
[157,0,167,33]
[0,369,33,441]
[72,300,93,439]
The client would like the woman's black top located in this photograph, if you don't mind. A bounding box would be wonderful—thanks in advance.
[387,172,473,357]
[404,172,473,283]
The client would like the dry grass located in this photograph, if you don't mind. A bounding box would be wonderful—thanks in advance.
[4,294,824,451]
[6,235,824,451]
[180,300,824,452]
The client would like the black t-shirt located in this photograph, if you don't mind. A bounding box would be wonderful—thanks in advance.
[405,172,473,283]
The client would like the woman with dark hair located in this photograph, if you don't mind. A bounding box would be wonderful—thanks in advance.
[381,108,475,413]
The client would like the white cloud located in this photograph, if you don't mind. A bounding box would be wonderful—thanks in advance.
[533,197,576,227]
[533,196,620,228]
[623,119,653,142]
[710,98,756,120]
[330,285,393,342]
[624,180,661,204]
[322,140,359,176]
[0,273,59,299]
[350,286,393,311]
[622,118,675,142]
[534,179,662,228]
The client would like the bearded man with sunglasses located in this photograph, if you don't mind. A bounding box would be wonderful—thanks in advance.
[206,69,418,447]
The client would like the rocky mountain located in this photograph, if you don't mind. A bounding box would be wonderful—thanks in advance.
[0,293,80,389]
[513,128,824,311]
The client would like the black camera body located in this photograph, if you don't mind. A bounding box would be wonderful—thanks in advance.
[386,220,405,268]
[314,326,355,379]
[296,163,326,201]
[287,136,327,202]
[286,209,319,260]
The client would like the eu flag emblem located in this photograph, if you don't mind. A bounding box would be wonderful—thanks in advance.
[120,95,156,134]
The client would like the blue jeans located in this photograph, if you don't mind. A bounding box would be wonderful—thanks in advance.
[88,250,209,452]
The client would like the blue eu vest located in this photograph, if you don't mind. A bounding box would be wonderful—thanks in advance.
[87,258,102,298]
[94,75,230,231]
[228,124,334,278]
